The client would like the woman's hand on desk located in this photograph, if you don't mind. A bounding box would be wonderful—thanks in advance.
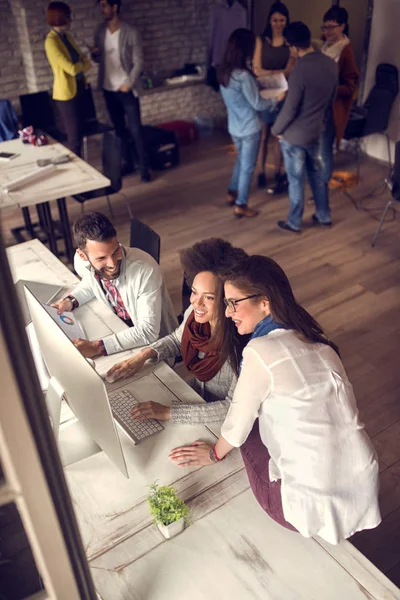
[130,401,171,422]
[106,348,156,381]
[169,441,214,467]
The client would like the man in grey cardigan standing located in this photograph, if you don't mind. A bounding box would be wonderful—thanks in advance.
[93,0,150,181]
[272,22,337,232]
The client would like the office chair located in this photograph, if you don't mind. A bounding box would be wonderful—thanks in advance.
[128,219,191,328]
[73,131,128,217]
[81,84,113,162]
[371,140,400,247]
[129,218,160,264]
[128,220,183,361]
[343,63,398,205]
[19,91,66,142]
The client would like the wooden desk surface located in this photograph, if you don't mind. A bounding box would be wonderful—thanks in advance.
[6,240,400,600]
[0,189,19,210]
[0,139,110,208]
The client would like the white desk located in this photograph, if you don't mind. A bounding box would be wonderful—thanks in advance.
[0,138,110,261]
[6,240,400,600]
[0,186,19,211]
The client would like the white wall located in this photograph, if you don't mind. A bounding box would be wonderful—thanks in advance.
[340,0,369,67]
[362,0,400,162]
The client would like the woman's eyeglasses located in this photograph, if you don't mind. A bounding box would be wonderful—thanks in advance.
[321,24,339,31]
[223,294,260,312]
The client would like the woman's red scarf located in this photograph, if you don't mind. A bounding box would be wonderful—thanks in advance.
[180,311,222,382]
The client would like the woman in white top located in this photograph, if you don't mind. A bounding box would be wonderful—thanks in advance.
[170,255,381,544]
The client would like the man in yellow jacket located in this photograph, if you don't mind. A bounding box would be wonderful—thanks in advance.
[45,2,91,156]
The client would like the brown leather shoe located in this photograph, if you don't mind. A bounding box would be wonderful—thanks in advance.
[234,204,259,218]
[227,190,238,206]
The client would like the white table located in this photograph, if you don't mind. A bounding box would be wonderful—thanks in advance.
[0,138,110,261]
[6,240,400,600]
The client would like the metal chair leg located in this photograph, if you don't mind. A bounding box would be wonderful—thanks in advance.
[125,200,133,219]
[386,132,392,169]
[342,139,361,209]
[83,136,88,162]
[356,139,361,184]
[359,133,393,203]
[371,199,393,247]
[106,195,114,218]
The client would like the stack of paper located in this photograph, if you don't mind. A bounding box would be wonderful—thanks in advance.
[2,164,57,192]
[258,73,288,99]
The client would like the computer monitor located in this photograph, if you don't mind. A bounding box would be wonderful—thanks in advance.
[24,287,128,478]
[15,279,62,327]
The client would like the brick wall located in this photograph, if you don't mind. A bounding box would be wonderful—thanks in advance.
[1,0,26,105]
[140,83,224,126]
[3,0,226,126]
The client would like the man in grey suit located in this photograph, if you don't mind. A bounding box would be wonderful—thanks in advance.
[93,0,150,181]
[272,22,338,232]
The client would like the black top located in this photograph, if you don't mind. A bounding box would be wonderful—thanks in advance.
[261,38,290,71]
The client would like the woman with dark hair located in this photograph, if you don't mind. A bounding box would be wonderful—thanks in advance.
[320,6,359,187]
[170,255,381,544]
[45,2,91,156]
[253,2,295,194]
[218,28,282,219]
[106,238,248,424]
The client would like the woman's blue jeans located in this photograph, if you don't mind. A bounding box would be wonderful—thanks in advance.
[229,131,262,206]
[280,138,331,230]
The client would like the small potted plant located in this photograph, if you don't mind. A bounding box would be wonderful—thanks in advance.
[147,481,190,539]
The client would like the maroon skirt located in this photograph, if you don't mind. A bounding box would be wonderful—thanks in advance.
[240,419,297,532]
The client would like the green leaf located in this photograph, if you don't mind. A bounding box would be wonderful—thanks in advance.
[147,481,191,526]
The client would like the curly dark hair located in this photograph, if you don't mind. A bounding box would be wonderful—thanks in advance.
[224,255,340,356]
[179,238,249,375]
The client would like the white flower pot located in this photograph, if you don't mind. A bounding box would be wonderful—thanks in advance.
[157,517,185,539]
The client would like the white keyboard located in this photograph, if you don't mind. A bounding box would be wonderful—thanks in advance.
[108,389,164,444]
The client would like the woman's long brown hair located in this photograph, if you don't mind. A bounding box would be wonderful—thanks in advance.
[224,255,340,356]
[217,28,256,88]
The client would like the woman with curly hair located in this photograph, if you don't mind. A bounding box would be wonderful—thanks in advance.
[106,238,248,424]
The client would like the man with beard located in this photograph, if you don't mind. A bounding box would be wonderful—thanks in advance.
[52,212,177,358]
[91,0,150,180]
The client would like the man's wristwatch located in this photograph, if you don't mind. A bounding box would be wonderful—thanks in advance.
[64,295,78,310]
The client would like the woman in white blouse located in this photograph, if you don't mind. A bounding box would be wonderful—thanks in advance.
[170,255,381,544]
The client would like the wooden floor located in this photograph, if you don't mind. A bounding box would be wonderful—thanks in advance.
[2,134,400,587]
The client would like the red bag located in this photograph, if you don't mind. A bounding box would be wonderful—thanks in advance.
[157,121,198,146]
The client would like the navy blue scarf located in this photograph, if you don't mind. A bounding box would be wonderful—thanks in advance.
[239,315,285,373]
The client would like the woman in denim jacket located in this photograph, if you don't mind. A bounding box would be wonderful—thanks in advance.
[218,28,284,218]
